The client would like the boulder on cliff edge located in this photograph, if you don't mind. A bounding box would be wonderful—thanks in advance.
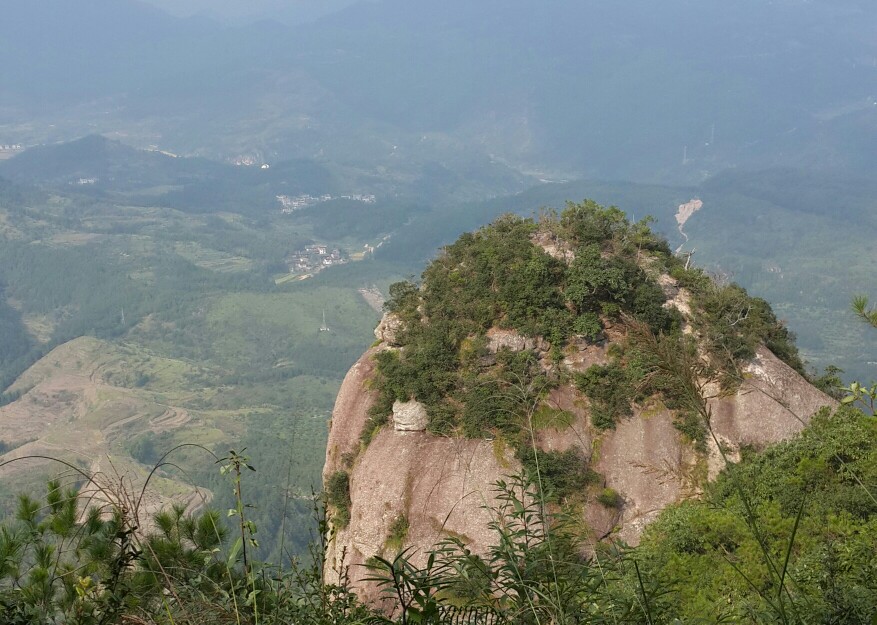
[392,399,429,431]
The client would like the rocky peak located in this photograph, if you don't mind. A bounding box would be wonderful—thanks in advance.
[322,203,836,603]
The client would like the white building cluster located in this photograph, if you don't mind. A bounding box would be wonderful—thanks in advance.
[286,244,347,274]
[277,193,376,213]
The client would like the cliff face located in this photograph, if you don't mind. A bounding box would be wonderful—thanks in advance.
[321,207,837,602]
[324,330,834,602]
[323,340,519,604]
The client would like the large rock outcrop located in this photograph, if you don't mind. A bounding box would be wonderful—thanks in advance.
[374,312,404,346]
[323,217,837,603]
[323,336,835,603]
[322,344,386,487]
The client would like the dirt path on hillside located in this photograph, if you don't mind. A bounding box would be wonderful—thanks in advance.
[674,198,703,253]
[150,407,191,432]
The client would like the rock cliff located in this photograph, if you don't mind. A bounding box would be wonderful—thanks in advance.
[323,338,833,599]
[321,206,836,602]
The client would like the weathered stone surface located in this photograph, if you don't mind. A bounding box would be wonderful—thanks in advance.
[325,313,838,602]
[374,312,404,346]
[595,407,699,545]
[533,385,592,454]
[709,346,835,457]
[486,328,535,353]
[322,345,384,484]
[324,431,518,606]
[592,346,837,545]
[531,231,575,263]
[656,273,694,332]
[561,340,609,372]
[392,399,429,432]
[584,497,624,542]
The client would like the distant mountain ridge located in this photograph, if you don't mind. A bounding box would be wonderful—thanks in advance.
[0,135,338,209]
[3,0,875,181]
[0,135,202,185]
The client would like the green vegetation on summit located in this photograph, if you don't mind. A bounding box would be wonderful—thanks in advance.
[366,201,802,444]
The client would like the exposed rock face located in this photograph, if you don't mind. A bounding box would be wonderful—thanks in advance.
[591,346,836,545]
[485,327,536,353]
[533,385,592,454]
[322,345,384,485]
[561,339,610,372]
[714,347,832,450]
[324,430,515,607]
[392,400,429,431]
[531,230,575,263]
[325,329,836,602]
[596,406,700,544]
[656,272,693,321]
[374,312,404,346]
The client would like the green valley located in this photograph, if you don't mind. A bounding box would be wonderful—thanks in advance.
[0,150,404,559]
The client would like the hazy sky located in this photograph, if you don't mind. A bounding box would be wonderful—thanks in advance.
[140,0,361,23]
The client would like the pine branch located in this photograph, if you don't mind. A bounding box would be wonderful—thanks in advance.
[852,295,877,327]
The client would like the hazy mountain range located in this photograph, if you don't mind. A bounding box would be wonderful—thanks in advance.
[140,0,360,24]
[3,0,875,184]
